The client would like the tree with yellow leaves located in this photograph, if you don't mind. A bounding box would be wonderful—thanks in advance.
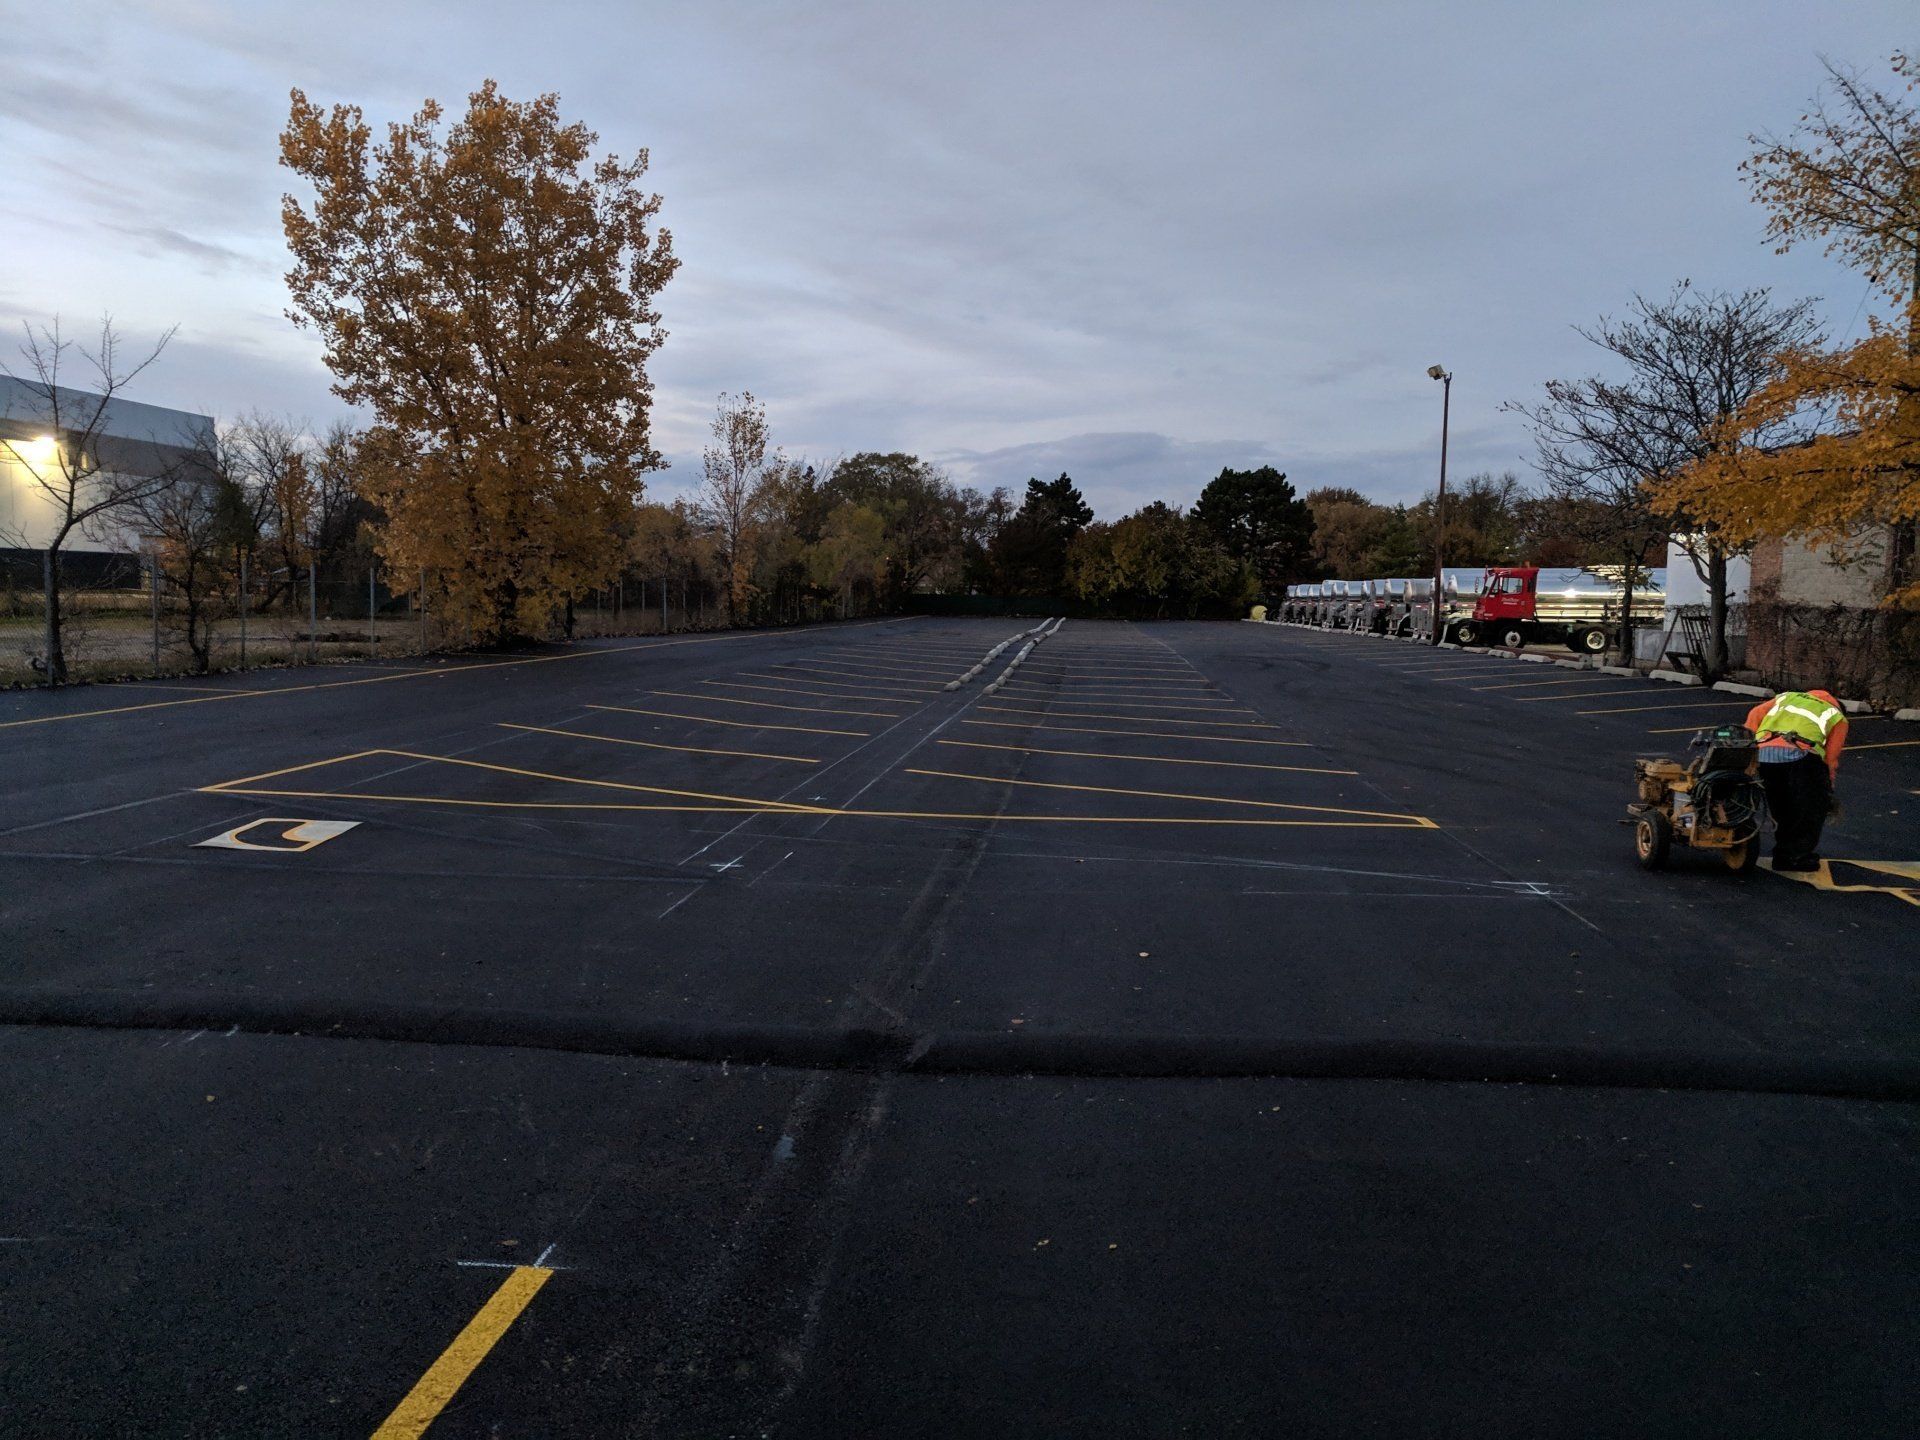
[1651,55,1919,601]
[279,82,678,642]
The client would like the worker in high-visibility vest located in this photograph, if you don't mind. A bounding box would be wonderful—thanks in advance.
[1743,688,1849,872]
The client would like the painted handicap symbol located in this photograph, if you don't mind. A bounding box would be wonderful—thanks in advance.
[195,818,360,853]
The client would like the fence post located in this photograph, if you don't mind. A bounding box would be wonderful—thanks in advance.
[418,569,427,652]
[308,564,318,663]
[150,553,161,676]
[238,550,248,667]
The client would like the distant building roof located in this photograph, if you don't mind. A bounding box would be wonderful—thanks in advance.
[0,374,214,458]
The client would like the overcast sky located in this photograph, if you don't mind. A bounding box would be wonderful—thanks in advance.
[1,1,1910,517]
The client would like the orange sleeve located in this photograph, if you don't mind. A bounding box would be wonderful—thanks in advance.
[1745,700,1771,733]
[1825,718,1848,778]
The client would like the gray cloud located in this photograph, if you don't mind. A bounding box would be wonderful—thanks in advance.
[1,0,1910,516]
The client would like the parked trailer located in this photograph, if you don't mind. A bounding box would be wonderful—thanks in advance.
[1372,578,1409,634]
[1333,579,1363,630]
[1321,580,1348,628]
[1457,565,1665,653]
[1402,577,1434,637]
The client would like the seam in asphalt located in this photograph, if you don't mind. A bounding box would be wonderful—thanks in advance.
[3,995,1916,1103]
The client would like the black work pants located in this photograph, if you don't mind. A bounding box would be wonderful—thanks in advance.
[1759,754,1830,865]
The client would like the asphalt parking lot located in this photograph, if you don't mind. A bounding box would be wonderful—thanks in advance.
[2,616,1917,1437]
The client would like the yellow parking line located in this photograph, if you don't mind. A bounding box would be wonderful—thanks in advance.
[978,704,1279,730]
[201,749,390,791]
[1019,666,1192,680]
[1023,697,1260,715]
[372,1266,554,1439]
[206,788,803,814]
[771,665,946,692]
[904,767,1435,825]
[586,703,869,738]
[213,747,831,811]
[1463,676,1612,691]
[647,689,895,719]
[732,670,928,696]
[1515,688,1659,702]
[1000,685,1221,699]
[961,718,1310,747]
[1850,739,1920,750]
[779,658,953,680]
[935,739,1356,776]
[702,679,915,708]
[1575,699,1752,716]
[215,786,1427,827]
[497,722,818,764]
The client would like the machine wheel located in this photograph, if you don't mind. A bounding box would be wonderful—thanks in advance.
[1451,622,1479,645]
[1725,839,1761,874]
[1575,626,1609,654]
[1634,812,1672,870]
[1500,626,1527,650]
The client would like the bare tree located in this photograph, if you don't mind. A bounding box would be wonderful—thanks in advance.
[697,391,771,625]
[132,446,251,674]
[1,317,183,684]
[227,412,312,610]
[1508,284,1821,670]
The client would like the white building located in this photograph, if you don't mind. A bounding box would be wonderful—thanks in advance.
[1,375,214,586]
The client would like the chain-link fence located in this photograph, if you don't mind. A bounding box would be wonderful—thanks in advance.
[0,559,830,687]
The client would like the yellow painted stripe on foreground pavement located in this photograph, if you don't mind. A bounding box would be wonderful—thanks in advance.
[497,722,818,764]
[1850,739,1920,750]
[372,1265,553,1439]
[935,739,1356,776]
[585,703,868,738]
[961,719,1310,747]
[905,767,1435,825]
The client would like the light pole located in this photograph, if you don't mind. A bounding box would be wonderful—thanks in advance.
[1426,364,1451,645]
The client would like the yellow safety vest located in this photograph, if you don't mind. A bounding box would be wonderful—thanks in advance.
[1756,692,1843,748]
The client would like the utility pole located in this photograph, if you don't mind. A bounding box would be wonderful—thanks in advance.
[1427,365,1452,646]
[308,563,318,663]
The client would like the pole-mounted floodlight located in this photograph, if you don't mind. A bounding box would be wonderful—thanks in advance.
[1427,365,1452,645]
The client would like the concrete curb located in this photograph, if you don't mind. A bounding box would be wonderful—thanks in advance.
[944,630,1027,690]
[1712,681,1772,698]
[981,635,1041,695]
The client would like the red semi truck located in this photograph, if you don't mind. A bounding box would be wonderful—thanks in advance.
[1451,566,1665,653]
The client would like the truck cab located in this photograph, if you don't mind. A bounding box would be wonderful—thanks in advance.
[1459,566,1664,653]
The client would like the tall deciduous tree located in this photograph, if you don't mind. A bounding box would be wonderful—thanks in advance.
[698,391,771,624]
[280,81,677,642]
[1190,465,1314,600]
[1506,286,1818,665]
[1656,55,1920,602]
[1577,283,1822,675]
